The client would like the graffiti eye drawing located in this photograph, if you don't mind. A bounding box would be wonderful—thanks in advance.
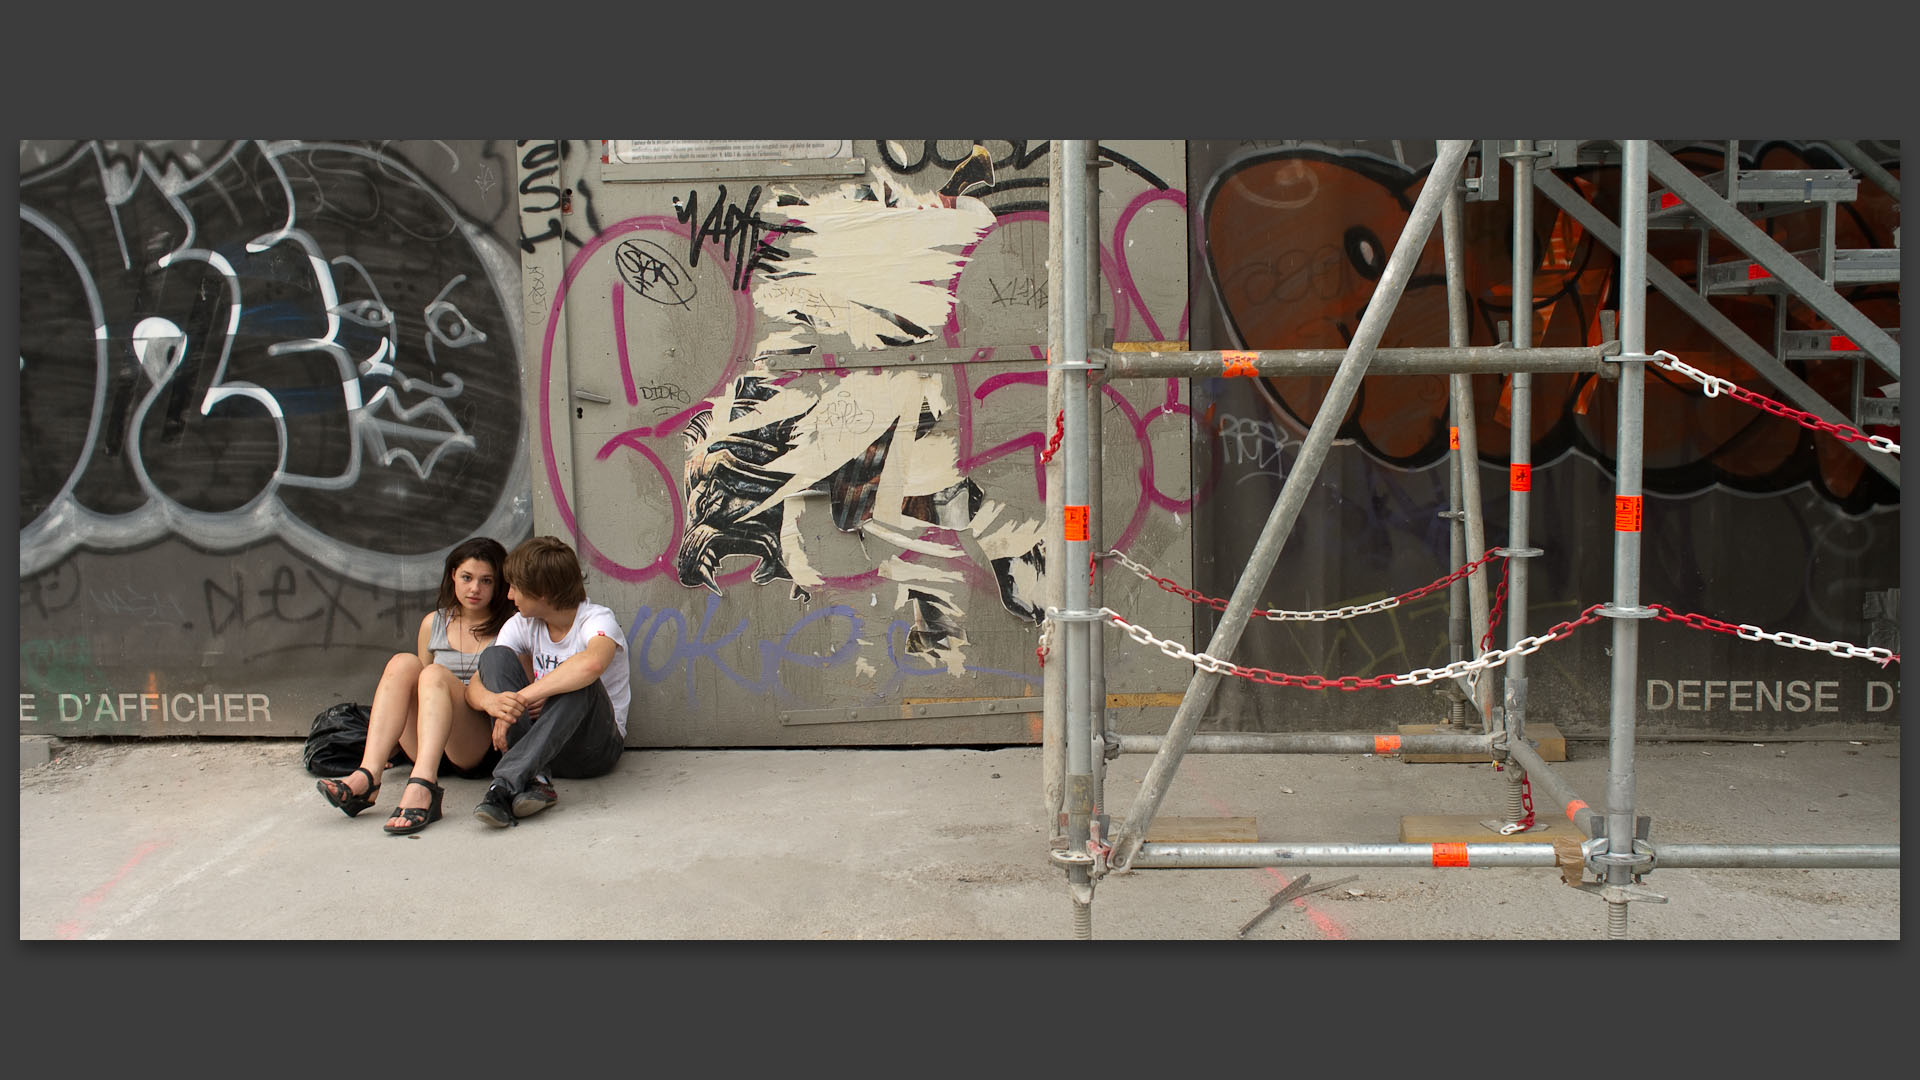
[1343,225,1385,282]
[334,299,393,329]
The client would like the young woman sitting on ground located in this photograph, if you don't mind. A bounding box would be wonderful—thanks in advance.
[315,536,517,834]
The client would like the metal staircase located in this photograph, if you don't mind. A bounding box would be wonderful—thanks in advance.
[1516,139,1900,487]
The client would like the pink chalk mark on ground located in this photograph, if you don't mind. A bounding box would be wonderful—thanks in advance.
[1197,792,1349,940]
[53,837,168,940]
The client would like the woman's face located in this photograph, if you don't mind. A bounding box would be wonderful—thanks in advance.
[450,558,498,614]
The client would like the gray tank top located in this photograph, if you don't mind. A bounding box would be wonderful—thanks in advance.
[429,609,486,684]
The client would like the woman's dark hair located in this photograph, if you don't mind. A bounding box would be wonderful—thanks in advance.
[436,537,513,637]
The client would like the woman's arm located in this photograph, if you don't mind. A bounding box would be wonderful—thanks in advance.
[415,611,436,669]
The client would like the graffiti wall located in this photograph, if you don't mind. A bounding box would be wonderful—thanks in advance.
[1186,139,1901,738]
[20,138,1893,744]
[18,140,533,736]
[520,140,1194,745]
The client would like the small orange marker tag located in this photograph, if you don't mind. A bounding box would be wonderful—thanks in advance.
[1065,506,1089,542]
[1449,426,1460,450]
[1614,495,1643,532]
[1374,735,1402,755]
[1510,463,1532,492]
[1565,799,1588,823]
[1222,352,1260,378]
[1432,843,1470,867]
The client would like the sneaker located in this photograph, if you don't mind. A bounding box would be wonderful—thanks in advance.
[513,777,557,819]
[473,782,516,828]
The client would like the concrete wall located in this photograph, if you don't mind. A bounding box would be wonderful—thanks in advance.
[18,140,532,737]
[517,140,1194,745]
[16,138,1899,742]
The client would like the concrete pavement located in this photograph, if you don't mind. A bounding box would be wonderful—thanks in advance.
[17,734,1900,939]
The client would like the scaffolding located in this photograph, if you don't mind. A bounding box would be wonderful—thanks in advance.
[1041,139,1901,939]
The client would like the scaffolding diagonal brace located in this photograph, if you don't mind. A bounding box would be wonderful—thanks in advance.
[1106,139,1477,873]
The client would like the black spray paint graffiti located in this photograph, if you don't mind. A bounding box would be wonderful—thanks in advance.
[18,140,530,591]
[675,374,1047,671]
[873,140,1172,215]
[614,237,697,307]
[516,139,596,255]
[671,184,795,291]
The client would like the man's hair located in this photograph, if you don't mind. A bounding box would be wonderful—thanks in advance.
[503,535,587,609]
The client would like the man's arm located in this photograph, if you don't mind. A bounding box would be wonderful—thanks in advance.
[517,635,617,706]
[467,649,536,718]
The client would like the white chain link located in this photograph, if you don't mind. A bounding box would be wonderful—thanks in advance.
[1733,623,1899,667]
[1101,608,1585,688]
[1651,350,1900,455]
[1649,349,1737,396]
[1101,549,1401,622]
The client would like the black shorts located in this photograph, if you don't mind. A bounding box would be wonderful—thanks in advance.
[439,745,502,780]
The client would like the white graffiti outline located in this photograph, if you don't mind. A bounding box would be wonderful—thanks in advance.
[19,140,530,591]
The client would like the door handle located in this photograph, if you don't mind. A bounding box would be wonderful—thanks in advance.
[572,388,611,404]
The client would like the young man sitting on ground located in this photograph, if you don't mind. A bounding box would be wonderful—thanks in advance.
[466,536,631,826]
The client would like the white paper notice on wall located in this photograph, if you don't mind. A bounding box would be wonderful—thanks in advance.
[602,140,865,182]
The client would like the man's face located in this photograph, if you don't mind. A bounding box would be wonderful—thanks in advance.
[507,583,555,624]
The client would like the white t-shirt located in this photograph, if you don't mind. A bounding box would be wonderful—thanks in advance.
[494,600,632,736]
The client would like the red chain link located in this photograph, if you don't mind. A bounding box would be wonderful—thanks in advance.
[1038,411,1065,465]
[1648,603,1743,636]
[1719,381,1892,446]
[1127,551,1506,618]
[1225,603,1605,690]
[1479,556,1512,653]
[1516,775,1536,830]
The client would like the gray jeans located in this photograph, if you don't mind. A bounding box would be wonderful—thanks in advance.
[476,645,624,794]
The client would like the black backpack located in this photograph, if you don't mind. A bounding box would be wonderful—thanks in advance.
[302,702,407,777]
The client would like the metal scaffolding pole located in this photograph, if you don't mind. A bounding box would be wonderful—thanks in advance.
[1131,842,1563,869]
[1042,149,1067,837]
[1508,739,1600,838]
[1503,139,1540,757]
[1085,145,1109,846]
[1055,139,1101,938]
[1647,844,1900,870]
[1115,732,1497,755]
[1106,139,1475,873]
[1826,139,1901,202]
[1099,346,1618,378]
[1597,140,1656,938]
[1440,181,1495,731]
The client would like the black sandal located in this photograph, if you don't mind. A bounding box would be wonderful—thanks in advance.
[317,766,381,818]
[383,777,445,836]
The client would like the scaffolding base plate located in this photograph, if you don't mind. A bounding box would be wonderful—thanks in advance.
[1398,814,1581,844]
[1130,816,1260,843]
[1397,723,1566,763]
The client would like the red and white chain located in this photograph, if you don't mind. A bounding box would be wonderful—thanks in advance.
[1650,604,1900,667]
[1649,349,1900,455]
[1099,548,1505,623]
[1102,603,1607,690]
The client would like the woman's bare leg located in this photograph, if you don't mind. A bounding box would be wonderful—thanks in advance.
[388,666,491,820]
[355,653,422,795]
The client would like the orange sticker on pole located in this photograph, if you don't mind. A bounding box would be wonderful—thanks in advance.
[1222,351,1260,378]
[1565,799,1588,824]
[1614,495,1643,532]
[1509,463,1532,492]
[1432,843,1470,868]
[1374,735,1402,755]
[1064,506,1090,542]
[1449,426,1460,450]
